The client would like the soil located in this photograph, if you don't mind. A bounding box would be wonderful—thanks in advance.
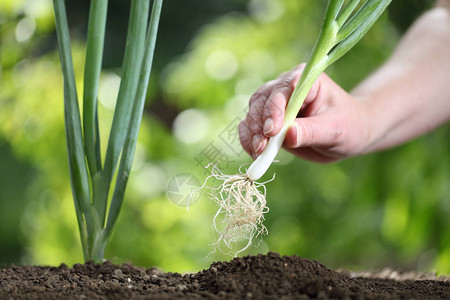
[1,252,449,299]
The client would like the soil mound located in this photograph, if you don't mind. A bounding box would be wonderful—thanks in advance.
[1,252,449,299]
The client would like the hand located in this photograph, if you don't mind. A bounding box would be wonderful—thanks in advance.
[239,63,374,163]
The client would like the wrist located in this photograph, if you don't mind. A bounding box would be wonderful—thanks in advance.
[352,94,388,156]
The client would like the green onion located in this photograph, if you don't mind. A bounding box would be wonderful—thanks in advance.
[246,0,392,181]
[199,0,392,257]
[53,0,163,262]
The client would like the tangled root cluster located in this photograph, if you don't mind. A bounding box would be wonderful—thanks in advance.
[198,164,274,257]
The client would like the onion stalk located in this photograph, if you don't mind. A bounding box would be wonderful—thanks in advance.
[53,0,163,262]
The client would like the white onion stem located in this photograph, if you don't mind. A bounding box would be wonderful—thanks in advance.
[246,126,288,181]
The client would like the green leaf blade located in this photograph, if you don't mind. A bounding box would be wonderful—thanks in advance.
[53,0,93,252]
[325,0,346,26]
[328,0,392,65]
[336,0,390,43]
[336,0,361,28]
[105,0,163,239]
[96,0,150,225]
[83,0,109,177]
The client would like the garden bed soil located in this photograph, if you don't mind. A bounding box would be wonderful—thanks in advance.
[1,252,449,299]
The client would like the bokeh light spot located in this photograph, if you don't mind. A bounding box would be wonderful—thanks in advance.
[99,72,121,110]
[23,0,52,19]
[234,76,264,96]
[23,117,44,143]
[134,163,167,197]
[173,109,209,144]
[242,49,275,78]
[205,49,238,81]
[15,17,36,42]
[248,0,284,23]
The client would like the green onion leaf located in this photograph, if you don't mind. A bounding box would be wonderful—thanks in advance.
[97,0,150,225]
[336,0,361,28]
[53,0,92,259]
[106,0,163,239]
[328,0,392,65]
[83,0,108,177]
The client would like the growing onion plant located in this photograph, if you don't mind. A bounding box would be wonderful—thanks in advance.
[205,0,392,256]
[53,0,163,262]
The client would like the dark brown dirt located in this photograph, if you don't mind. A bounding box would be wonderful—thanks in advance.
[1,252,449,299]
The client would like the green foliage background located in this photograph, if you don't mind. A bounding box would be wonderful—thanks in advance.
[1,0,449,274]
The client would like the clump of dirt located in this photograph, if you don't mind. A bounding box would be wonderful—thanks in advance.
[1,252,449,299]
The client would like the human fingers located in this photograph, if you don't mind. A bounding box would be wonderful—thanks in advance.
[246,81,274,134]
[283,115,343,150]
[261,63,325,137]
[252,134,268,157]
[285,147,339,163]
[298,75,321,116]
[282,117,344,163]
[244,64,324,156]
[244,80,277,155]
[262,66,304,137]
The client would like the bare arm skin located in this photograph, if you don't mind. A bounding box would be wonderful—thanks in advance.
[354,1,450,153]
[239,1,450,163]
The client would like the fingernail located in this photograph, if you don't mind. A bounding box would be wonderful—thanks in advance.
[253,135,263,153]
[263,118,274,135]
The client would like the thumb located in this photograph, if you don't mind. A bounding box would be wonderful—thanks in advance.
[284,116,342,149]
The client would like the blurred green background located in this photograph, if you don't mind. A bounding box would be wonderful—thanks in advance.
[1,0,449,274]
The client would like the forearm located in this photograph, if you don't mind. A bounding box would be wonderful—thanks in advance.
[352,3,450,154]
